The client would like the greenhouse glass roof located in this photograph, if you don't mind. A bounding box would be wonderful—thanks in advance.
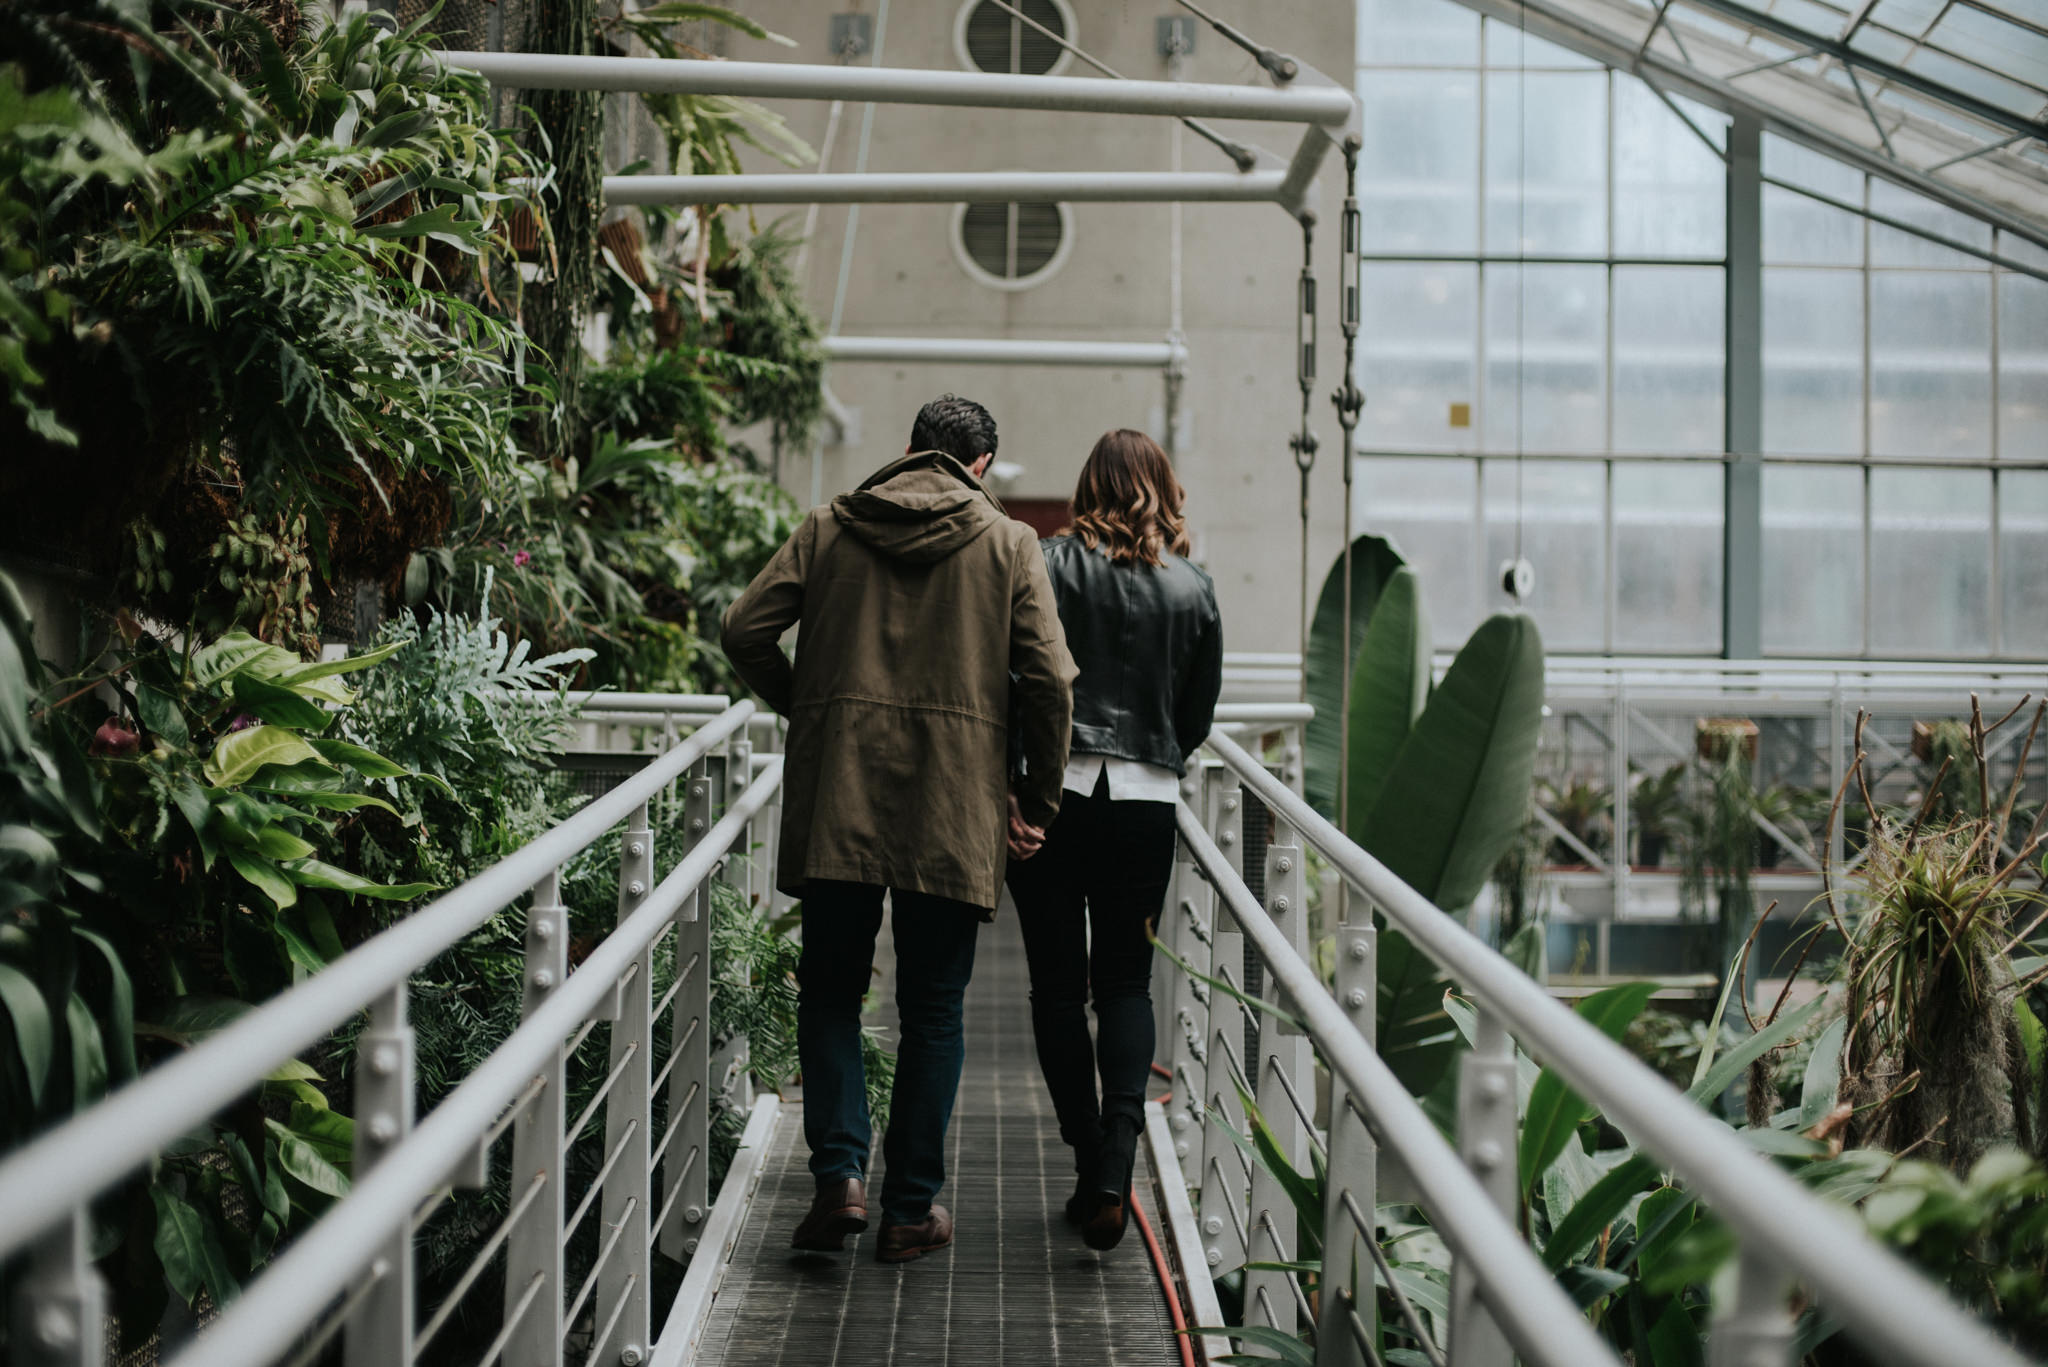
[1446,0,2048,246]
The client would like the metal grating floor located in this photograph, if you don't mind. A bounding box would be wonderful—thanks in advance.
[693,910,1182,1366]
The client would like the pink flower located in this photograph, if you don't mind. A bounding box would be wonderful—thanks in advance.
[513,550,532,568]
[91,718,141,757]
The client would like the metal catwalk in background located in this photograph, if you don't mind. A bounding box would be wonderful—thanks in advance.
[692,912,1181,1367]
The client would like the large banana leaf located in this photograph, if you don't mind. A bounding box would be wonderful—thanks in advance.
[1304,534,1408,819]
[1355,612,1546,914]
[1377,929,1459,1095]
[1344,565,1432,829]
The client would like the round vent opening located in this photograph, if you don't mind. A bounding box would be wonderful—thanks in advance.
[954,0,1075,76]
[952,201,1073,291]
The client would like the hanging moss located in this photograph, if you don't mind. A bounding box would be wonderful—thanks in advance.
[521,0,604,458]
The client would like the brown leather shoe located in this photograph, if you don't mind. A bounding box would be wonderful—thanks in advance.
[791,1178,868,1251]
[875,1204,954,1263]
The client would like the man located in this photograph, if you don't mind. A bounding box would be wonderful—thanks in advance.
[721,394,1076,1264]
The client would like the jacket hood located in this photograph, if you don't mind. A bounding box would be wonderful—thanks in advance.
[831,451,1006,564]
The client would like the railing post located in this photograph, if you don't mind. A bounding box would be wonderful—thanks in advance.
[1199,768,1250,1281]
[1246,817,1309,1339]
[658,756,715,1261]
[1317,917,1376,1367]
[1449,1008,1517,1367]
[718,734,756,1113]
[507,870,569,1367]
[595,802,654,1367]
[347,984,415,1367]
[11,1210,105,1367]
[1167,768,1212,1194]
[1710,1248,1795,1367]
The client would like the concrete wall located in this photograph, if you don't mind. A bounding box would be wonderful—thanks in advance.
[709,0,1358,658]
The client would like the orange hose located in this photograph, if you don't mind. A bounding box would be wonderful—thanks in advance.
[1140,1059,1203,1367]
[1134,1188,1201,1367]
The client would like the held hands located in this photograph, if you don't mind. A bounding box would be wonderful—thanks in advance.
[1006,792,1046,861]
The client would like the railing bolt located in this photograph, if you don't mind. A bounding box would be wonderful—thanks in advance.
[1219,832,1236,848]
[629,841,645,857]
[1473,1140,1504,1172]
[1481,1073,1510,1102]
[1204,1216,1223,1235]
[369,1115,398,1144]
[1172,1112,1190,1130]
[620,1346,645,1366]
[1176,1140,1190,1158]
[371,1045,399,1076]
[533,970,555,990]
[34,1304,77,1348]
[685,1205,704,1224]
[685,1238,700,1255]
[691,819,707,833]
[1223,795,1239,813]
[1346,988,1368,1009]
[1277,856,1293,874]
[1206,1247,1223,1267]
[691,784,707,799]
[1272,895,1290,913]
[1348,939,1369,960]
[629,880,646,896]
[534,918,555,941]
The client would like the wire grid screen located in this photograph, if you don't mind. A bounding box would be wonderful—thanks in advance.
[1241,789,1269,1077]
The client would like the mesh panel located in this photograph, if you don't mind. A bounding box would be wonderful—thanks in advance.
[1241,790,1269,1077]
[961,0,1066,75]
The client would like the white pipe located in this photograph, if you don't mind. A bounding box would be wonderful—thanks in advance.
[435,52,1357,125]
[603,170,1287,205]
[822,336,1186,367]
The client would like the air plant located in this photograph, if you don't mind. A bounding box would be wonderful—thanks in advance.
[1827,698,2048,1172]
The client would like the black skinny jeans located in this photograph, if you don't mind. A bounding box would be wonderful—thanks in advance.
[1005,778,1177,1161]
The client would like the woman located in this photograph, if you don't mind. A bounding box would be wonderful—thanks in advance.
[1007,428,1223,1251]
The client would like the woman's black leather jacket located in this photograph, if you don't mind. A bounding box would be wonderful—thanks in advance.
[1039,535,1224,775]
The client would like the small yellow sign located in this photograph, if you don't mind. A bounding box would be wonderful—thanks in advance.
[1448,402,1472,429]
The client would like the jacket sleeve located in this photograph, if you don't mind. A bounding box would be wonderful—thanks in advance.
[1174,592,1225,767]
[1008,532,1078,830]
[719,513,816,717]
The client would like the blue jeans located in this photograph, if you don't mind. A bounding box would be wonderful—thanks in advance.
[797,881,981,1225]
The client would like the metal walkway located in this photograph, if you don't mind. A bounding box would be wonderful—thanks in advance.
[693,911,1182,1367]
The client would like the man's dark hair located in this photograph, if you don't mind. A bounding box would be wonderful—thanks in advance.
[909,395,998,466]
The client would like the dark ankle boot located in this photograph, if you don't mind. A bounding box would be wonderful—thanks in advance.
[1064,1144,1103,1224]
[1082,1117,1142,1251]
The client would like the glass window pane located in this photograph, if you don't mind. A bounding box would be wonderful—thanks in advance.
[1484,264,1606,454]
[1613,81,1725,258]
[1868,180,1994,268]
[1482,460,1607,649]
[1869,467,1992,655]
[1870,272,1992,460]
[1764,269,1865,456]
[1613,266,1724,453]
[1613,462,1723,651]
[2000,471,2048,658]
[1360,71,1479,253]
[1355,456,1481,647]
[1763,465,1864,655]
[1358,0,1478,66]
[1483,22,1601,68]
[1764,186,1865,266]
[1361,263,1478,452]
[2000,273,2048,462]
[1484,71,1607,256]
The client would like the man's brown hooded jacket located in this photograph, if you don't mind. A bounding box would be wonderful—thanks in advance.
[721,451,1077,911]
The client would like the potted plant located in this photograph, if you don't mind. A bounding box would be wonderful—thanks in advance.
[1630,761,1687,868]
[1539,772,1612,866]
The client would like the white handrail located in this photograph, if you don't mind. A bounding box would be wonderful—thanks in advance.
[0,699,756,1262]
[1200,725,2031,1367]
[1174,802,1625,1367]
[175,759,784,1367]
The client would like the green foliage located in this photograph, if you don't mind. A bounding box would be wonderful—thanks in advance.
[1303,533,1409,820]
[1861,1148,2048,1353]
[1344,565,1431,825]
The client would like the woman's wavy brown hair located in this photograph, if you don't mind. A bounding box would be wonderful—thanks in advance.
[1066,428,1190,568]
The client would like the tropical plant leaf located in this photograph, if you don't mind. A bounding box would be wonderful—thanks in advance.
[1542,1151,1659,1269]
[205,726,323,788]
[303,735,411,780]
[136,994,252,1046]
[227,850,297,910]
[1378,930,1457,1095]
[1344,565,1432,824]
[1501,917,1546,980]
[1521,982,1657,1194]
[1683,995,1827,1109]
[283,858,434,902]
[266,1117,350,1197]
[67,992,107,1108]
[1557,1262,1630,1309]
[1799,1016,1848,1130]
[1188,1324,1317,1367]
[1355,613,1547,913]
[0,961,53,1108]
[73,928,136,1082]
[228,673,334,731]
[1304,534,1408,819]
[152,1186,240,1309]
